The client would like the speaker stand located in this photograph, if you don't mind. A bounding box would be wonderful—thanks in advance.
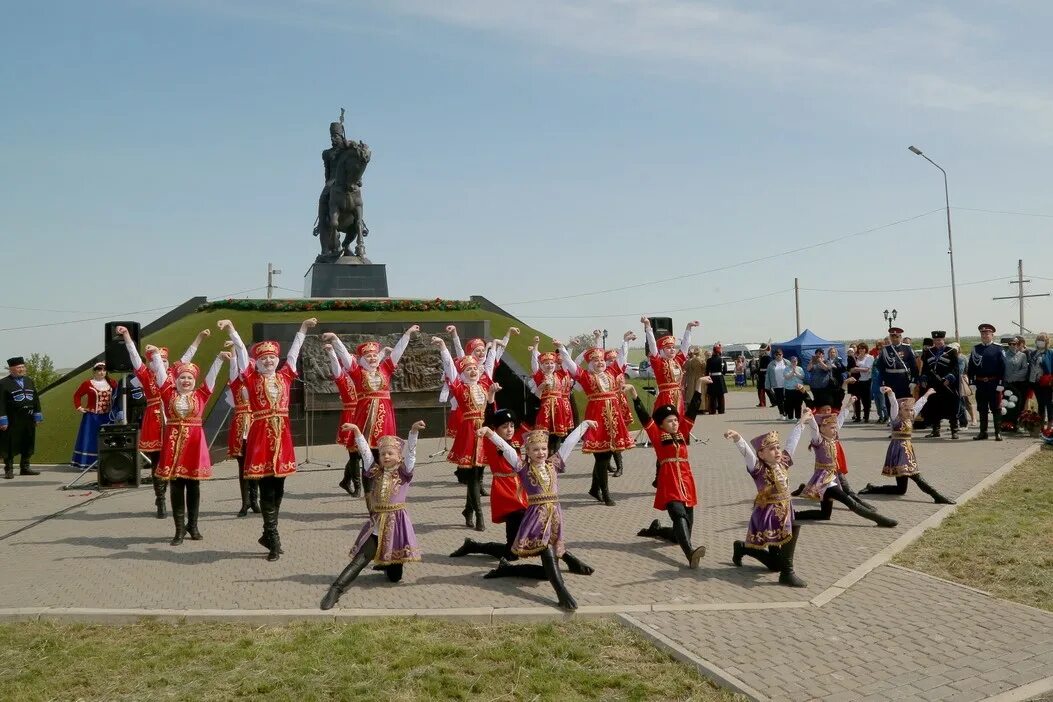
[63,460,99,491]
[297,384,331,470]
[428,402,451,458]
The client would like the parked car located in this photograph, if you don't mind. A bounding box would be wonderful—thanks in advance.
[720,344,761,374]
[623,363,640,379]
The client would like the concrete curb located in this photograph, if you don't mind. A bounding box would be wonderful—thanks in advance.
[617,613,769,702]
[810,442,1041,608]
[981,675,1053,702]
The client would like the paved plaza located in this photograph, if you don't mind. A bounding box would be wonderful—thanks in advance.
[2,393,1050,701]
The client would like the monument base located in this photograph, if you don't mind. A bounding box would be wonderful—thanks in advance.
[304,257,389,298]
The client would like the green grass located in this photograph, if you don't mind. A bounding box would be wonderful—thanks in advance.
[893,448,1053,612]
[35,307,553,463]
[0,619,742,701]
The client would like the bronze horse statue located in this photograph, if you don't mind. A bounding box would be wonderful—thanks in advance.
[314,119,371,261]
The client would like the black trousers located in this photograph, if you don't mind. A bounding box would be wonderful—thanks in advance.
[772,387,786,415]
[169,478,201,521]
[850,380,872,420]
[707,387,726,414]
[258,476,286,531]
[757,375,768,406]
[975,384,1000,433]
[784,390,804,419]
[1,418,35,468]
[928,391,960,432]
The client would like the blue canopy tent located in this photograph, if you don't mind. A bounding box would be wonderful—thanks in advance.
[771,329,846,363]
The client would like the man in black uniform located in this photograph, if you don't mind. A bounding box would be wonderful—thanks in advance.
[921,331,960,439]
[0,357,44,479]
[967,323,1006,441]
[874,327,917,399]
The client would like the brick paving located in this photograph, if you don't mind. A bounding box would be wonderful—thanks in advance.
[2,392,1049,701]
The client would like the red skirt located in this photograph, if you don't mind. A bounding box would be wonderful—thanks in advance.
[355,397,397,448]
[243,415,297,478]
[616,393,632,426]
[654,459,697,509]
[446,405,462,438]
[582,398,634,453]
[139,402,164,452]
[656,386,685,415]
[227,410,250,458]
[447,415,486,467]
[489,472,528,523]
[336,407,356,448]
[158,424,212,481]
[534,395,574,436]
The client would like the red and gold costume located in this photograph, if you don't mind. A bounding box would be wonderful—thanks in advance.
[334,372,359,447]
[532,351,574,436]
[445,358,490,467]
[483,429,527,524]
[156,363,213,481]
[445,337,492,438]
[605,349,633,427]
[135,347,172,452]
[562,347,633,454]
[350,341,399,448]
[72,378,117,414]
[242,341,298,478]
[650,336,687,414]
[643,411,699,511]
[227,376,251,459]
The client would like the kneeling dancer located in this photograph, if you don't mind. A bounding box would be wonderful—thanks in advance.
[118,326,227,545]
[859,387,956,504]
[480,419,595,610]
[724,419,808,587]
[793,401,898,527]
[320,420,425,610]
[629,379,709,568]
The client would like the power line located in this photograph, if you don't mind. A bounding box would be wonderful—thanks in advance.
[517,288,792,319]
[801,275,1010,294]
[953,207,1053,219]
[500,208,944,306]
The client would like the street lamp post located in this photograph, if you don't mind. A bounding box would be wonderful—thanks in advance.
[883,308,898,331]
[602,329,608,349]
[908,145,960,343]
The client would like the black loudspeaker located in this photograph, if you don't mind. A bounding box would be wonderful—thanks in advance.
[648,316,674,339]
[105,321,141,373]
[492,362,530,425]
[97,424,141,489]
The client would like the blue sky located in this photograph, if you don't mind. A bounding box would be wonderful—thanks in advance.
[3,0,1052,367]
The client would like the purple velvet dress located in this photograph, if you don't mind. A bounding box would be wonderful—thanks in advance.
[882,398,926,478]
[802,436,840,500]
[738,424,803,549]
[511,455,567,558]
[351,433,422,566]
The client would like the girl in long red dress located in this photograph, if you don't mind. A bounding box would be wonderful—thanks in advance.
[119,326,227,546]
[556,336,634,506]
[604,333,635,479]
[629,379,711,568]
[321,336,362,497]
[70,362,118,469]
[225,348,258,518]
[530,339,574,453]
[435,337,490,531]
[135,328,210,520]
[642,317,698,414]
[221,317,316,562]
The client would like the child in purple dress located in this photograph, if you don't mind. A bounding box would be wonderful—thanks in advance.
[724,414,808,588]
[480,419,594,610]
[859,387,956,504]
[793,397,898,527]
[320,420,425,611]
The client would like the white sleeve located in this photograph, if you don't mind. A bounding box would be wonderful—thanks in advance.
[331,336,355,371]
[486,431,521,468]
[148,349,167,388]
[530,346,540,374]
[285,331,306,374]
[617,339,629,369]
[403,430,418,474]
[785,423,804,457]
[204,355,223,392]
[645,326,658,357]
[180,342,198,365]
[888,396,900,421]
[354,432,374,471]
[914,395,930,414]
[451,331,465,359]
[558,421,590,462]
[734,437,757,472]
[327,348,342,378]
[559,346,579,376]
[837,402,850,429]
[229,328,250,374]
[806,416,820,437]
[228,353,240,382]
[124,337,144,371]
[483,345,496,378]
[440,346,458,384]
[680,325,693,356]
[390,330,412,366]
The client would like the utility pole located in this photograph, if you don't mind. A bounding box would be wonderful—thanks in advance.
[794,278,801,336]
[267,263,282,300]
[992,259,1048,334]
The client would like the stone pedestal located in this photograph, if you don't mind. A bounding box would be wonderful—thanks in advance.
[303,257,389,298]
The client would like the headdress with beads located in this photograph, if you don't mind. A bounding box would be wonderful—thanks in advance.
[750,430,780,453]
[523,429,549,448]
[377,435,404,452]
[251,341,280,359]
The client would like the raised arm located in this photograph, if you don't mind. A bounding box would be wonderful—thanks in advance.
[530,339,540,374]
[351,428,374,472]
[483,341,497,378]
[323,333,356,371]
[147,346,167,388]
[836,396,851,428]
[181,328,211,365]
[558,420,593,462]
[681,321,699,356]
[403,421,424,474]
[432,337,458,383]
[325,345,342,378]
[557,343,579,377]
[117,326,145,371]
[617,331,632,370]
[226,342,241,382]
[285,318,316,374]
[784,422,805,457]
[643,317,658,357]
[204,353,227,392]
[495,326,518,364]
[219,320,250,373]
[726,430,758,472]
[447,326,465,359]
[390,324,419,367]
[914,389,935,415]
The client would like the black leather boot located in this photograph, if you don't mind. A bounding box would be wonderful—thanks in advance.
[599,461,616,506]
[837,475,874,510]
[911,475,956,504]
[153,476,167,519]
[610,451,624,478]
[186,482,203,540]
[672,515,705,569]
[461,507,475,529]
[238,474,250,518]
[541,547,577,610]
[3,466,12,480]
[777,525,807,588]
[248,481,260,513]
[637,519,663,538]
[320,548,373,610]
[484,558,547,580]
[18,465,40,476]
[732,540,777,570]
[170,508,186,546]
[561,552,595,575]
[477,466,488,497]
[339,456,354,495]
[449,538,506,559]
[844,498,898,527]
